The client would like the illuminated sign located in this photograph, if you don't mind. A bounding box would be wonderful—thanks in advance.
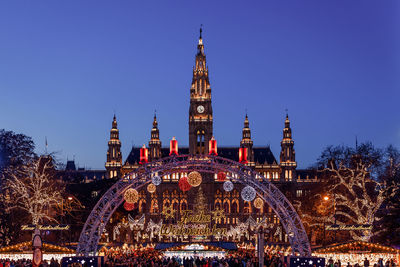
[325,224,372,231]
[159,209,227,237]
[21,224,70,231]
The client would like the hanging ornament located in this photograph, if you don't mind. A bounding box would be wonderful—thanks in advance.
[217,171,226,182]
[124,188,139,203]
[178,176,192,192]
[223,180,234,192]
[147,183,156,194]
[187,171,202,187]
[241,185,256,202]
[124,202,135,211]
[253,197,264,209]
[152,175,162,186]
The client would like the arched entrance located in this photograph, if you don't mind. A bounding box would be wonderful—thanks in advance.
[77,155,311,257]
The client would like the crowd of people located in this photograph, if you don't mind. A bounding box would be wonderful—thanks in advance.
[326,257,397,267]
[0,258,60,267]
[104,251,286,267]
[0,254,397,267]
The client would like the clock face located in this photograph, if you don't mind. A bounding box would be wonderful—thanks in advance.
[197,105,205,113]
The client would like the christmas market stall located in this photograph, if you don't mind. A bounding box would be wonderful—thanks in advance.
[0,241,75,262]
[313,241,399,266]
[155,242,236,259]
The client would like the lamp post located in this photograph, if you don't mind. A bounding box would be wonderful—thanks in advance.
[61,196,73,244]
[323,194,337,244]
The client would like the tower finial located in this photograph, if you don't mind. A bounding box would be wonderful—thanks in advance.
[200,24,203,39]
[355,135,358,150]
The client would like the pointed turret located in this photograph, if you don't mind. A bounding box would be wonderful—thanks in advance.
[189,26,213,155]
[280,113,296,181]
[105,114,122,178]
[149,113,162,160]
[240,114,254,163]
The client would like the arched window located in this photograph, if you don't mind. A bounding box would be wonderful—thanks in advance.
[172,199,179,212]
[150,199,159,213]
[231,199,239,213]
[196,130,205,154]
[223,199,230,213]
[214,199,221,210]
[244,201,252,214]
[139,199,146,213]
[180,199,187,211]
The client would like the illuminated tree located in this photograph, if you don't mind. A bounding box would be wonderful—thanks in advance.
[193,186,208,212]
[5,155,66,225]
[317,142,397,241]
[0,129,36,246]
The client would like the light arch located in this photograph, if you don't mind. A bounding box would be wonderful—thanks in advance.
[77,155,311,256]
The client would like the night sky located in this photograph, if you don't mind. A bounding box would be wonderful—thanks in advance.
[0,1,398,169]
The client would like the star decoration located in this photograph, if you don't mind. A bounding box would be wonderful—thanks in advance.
[162,205,175,219]
[211,208,225,223]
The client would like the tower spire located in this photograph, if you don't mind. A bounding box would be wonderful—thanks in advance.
[149,114,161,160]
[189,28,213,155]
[106,114,122,178]
[240,113,254,163]
[280,113,296,181]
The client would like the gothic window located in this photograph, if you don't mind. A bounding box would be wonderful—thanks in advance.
[139,199,146,213]
[214,199,221,210]
[196,130,205,154]
[231,199,239,213]
[163,190,170,210]
[150,198,159,213]
[172,199,179,212]
[223,199,230,213]
[244,201,252,214]
[180,199,187,211]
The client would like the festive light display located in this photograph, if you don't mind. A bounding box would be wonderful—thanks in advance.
[124,188,139,203]
[211,208,225,223]
[208,136,218,155]
[151,175,162,186]
[217,171,226,182]
[187,171,202,187]
[5,156,66,225]
[223,180,234,192]
[169,137,178,155]
[162,205,175,219]
[124,202,135,211]
[253,197,264,209]
[139,144,148,164]
[296,158,395,241]
[241,185,256,201]
[239,147,248,164]
[147,183,156,193]
[178,176,192,191]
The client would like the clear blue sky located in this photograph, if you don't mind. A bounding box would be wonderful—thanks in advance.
[0,0,399,169]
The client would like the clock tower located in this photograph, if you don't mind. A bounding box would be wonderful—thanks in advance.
[189,27,213,155]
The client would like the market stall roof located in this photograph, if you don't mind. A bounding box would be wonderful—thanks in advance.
[314,241,400,254]
[0,241,75,254]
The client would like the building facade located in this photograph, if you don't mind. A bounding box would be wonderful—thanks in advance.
[101,29,318,246]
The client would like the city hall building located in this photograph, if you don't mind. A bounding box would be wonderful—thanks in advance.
[67,29,318,252]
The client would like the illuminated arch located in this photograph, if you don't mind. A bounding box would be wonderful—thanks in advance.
[77,155,311,256]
